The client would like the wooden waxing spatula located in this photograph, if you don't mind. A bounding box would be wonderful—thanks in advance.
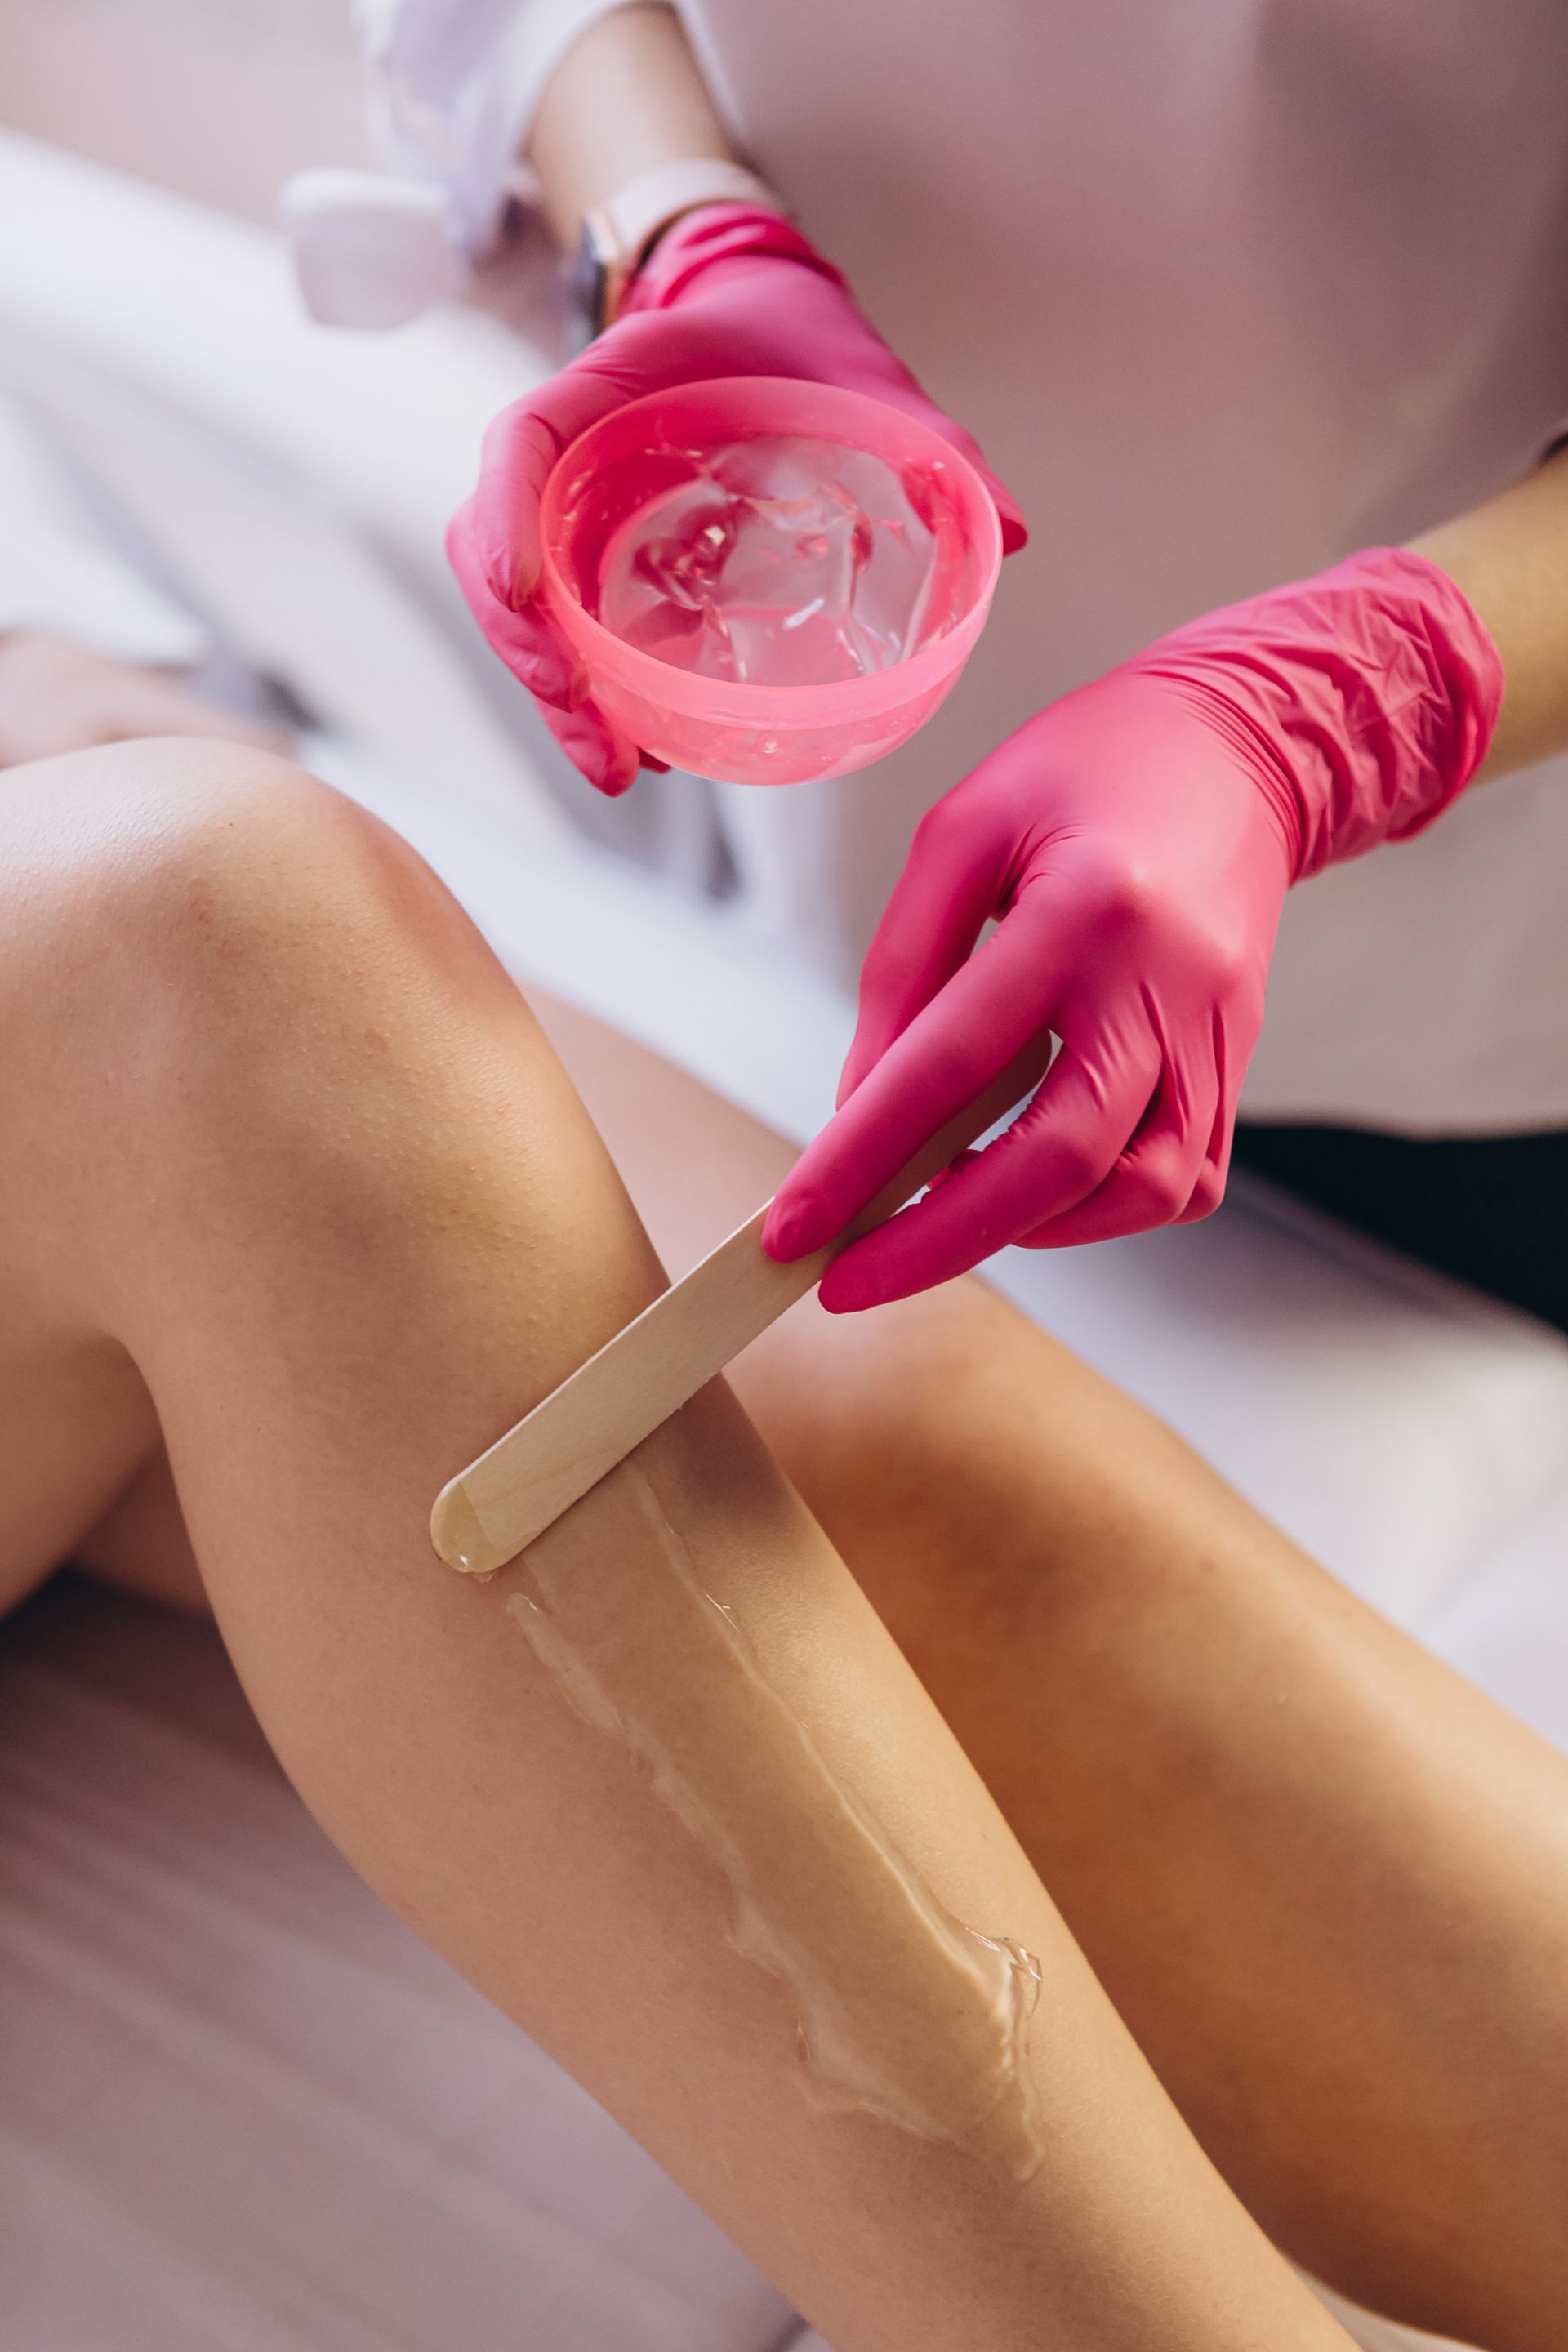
[430,1032,1055,1574]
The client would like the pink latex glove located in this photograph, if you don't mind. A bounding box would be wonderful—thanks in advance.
[763,549,1504,1310]
[447,203,1025,794]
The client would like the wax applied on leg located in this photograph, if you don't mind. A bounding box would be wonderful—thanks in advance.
[507,1460,1045,2180]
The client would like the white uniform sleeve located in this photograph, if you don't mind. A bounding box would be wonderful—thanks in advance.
[281,0,632,330]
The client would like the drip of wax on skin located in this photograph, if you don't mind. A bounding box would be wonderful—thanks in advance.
[507,1459,1045,2180]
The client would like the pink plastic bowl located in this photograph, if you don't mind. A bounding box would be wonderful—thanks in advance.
[537,376,1003,786]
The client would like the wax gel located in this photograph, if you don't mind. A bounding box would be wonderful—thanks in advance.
[537,377,1002,782]
[508,1461,1046,2180]
[595,438,941,688]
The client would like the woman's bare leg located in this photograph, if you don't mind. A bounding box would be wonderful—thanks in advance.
[544,997,1568,2352]
[66,806,1568,2348]
[0,738,1350,2352]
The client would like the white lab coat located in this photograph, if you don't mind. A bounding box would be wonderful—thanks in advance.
[297,0,1568,1136]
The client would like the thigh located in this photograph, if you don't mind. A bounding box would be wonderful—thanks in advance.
[0,1303,160,1616]
[0,755,164,1609]
[74,1445,206,1612]
[0,745,223,1618]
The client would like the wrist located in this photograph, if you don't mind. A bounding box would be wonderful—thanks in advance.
[530,2,758,256]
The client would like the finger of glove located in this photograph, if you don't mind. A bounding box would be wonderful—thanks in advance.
[454,467,660,789]
[907,403,1027,555]
[1174,1004,1243,1224]
[765,902,1076,1262]
[1174,1157,1227,1224]
[447,500,584,710]
[837,807,1017,1105]
[817,1045,1158,1310]
[473,372,639,604]
[1172,1135,1232,1227]
[835,354,1030,558]
[1014,1072,1216,1249]
[959,448,1028,557]
[882,405,1027,556]
[532,687,643,799]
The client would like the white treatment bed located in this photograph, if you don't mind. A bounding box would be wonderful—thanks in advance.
[2,131,1564,2352]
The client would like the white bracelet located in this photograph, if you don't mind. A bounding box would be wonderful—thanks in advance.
[582,158,792,332]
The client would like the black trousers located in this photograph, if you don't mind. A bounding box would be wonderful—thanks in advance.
[1230,1123,1568,1338]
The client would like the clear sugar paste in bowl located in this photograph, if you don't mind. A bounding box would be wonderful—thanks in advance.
[539,377,1003,786]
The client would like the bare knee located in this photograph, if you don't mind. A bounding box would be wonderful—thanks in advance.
[61,736,466,1005]
[14,733,508,1091]
[9,735,400,995]
[2,734,575,1268]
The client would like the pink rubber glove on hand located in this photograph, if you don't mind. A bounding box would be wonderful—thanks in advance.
[764,549,1503,1310]
[448,203,1026,795]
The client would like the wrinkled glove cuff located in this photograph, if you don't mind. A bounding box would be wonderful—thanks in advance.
[1124,548,1504,882]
